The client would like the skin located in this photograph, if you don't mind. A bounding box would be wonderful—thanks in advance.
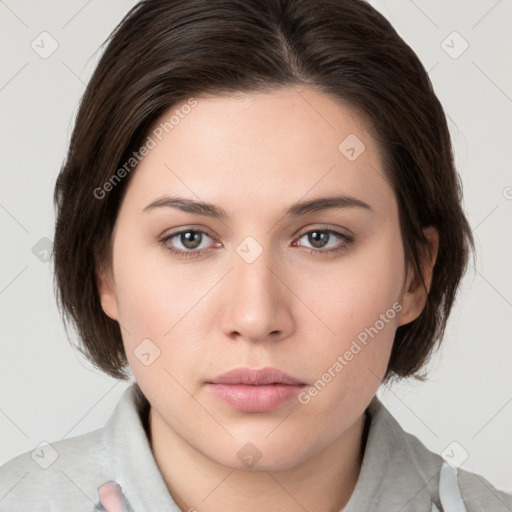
[97,481,128,512]
[98,86,438,512]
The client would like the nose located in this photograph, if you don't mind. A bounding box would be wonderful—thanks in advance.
[220,243,295,344]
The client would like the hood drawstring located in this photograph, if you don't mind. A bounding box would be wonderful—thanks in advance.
[431,462,468,512]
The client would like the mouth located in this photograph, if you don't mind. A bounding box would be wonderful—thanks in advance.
[205,367,307,413]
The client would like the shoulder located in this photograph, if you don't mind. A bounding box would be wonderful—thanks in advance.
[372,398,512,511]
[0,428,107,512]
[0,383,149,512]
[456,467,512,511]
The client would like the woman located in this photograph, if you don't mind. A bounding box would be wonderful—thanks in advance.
[1,0,510,510]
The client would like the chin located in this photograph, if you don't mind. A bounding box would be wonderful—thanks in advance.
[203,439,312,473]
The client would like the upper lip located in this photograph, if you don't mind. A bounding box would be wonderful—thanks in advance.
[208,367,305,386]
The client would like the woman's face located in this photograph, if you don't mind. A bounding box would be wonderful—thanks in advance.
[99,86,421,471]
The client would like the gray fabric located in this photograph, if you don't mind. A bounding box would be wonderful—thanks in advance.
[342,398,512,511]
[1,382,510,511]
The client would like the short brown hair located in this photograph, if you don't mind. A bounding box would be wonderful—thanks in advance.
[53,0,474,381]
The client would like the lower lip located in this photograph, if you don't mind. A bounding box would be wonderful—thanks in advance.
[206,383,304,412]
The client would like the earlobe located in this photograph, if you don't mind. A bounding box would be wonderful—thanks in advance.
[97,267,119,321]
[396,226,439,326]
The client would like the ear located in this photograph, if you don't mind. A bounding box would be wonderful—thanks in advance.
[97,265,119,322]
[396,226,439,326]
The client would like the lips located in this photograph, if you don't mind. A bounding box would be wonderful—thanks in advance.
[206,367,306,413]
[208,367,305,386]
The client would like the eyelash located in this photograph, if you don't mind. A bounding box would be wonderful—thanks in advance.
[160,227,354,259]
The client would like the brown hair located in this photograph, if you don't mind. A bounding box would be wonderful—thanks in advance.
[53,0,474,381]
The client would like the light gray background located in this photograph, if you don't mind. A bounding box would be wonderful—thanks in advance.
[1,0,511,494]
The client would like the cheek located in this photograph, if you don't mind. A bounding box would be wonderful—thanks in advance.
[108,235,182,353]
[317,231,403,329]
[110,232,216,385]
[111,227,196,331]
[301,230,405,393]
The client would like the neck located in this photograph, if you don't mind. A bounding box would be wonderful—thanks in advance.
[148,408,368,512]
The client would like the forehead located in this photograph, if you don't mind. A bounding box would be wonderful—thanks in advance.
[120,87,394,218]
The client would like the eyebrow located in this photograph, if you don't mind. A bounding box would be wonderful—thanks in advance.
[143,194,372,218]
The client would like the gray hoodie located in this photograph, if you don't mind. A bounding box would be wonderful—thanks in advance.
[0,382,510,511]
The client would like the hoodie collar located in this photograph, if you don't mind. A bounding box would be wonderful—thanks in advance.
[342,394,443,511]
[101,382,181,510]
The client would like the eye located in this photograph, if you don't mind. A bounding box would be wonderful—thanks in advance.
[160,226,354,259]
[293,228,354,256]
[160,229,218,258]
